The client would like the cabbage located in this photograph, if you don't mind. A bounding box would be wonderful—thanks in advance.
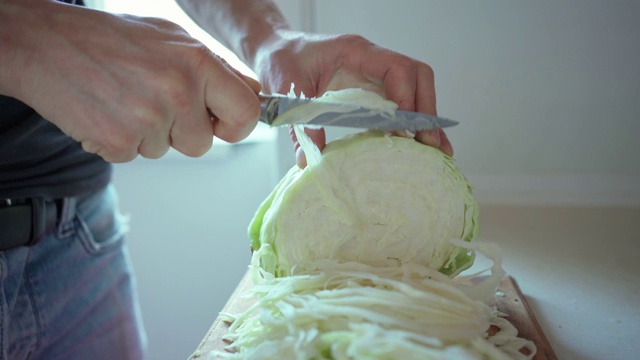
[249,124,479,278]
[206,89,536,360]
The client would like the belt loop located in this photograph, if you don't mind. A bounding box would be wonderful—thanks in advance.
[57,197,77,238]
[29,198,46,246]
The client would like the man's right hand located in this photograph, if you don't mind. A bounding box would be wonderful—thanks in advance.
[0,0,261,162]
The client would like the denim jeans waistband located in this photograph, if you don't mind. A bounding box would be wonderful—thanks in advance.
[0,191,90,251]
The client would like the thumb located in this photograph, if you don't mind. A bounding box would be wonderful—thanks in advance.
[204,57,261,143]
[217,56,262,94]
[289,125,326,169]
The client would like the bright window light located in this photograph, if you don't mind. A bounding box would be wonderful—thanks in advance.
[85,0,275,144]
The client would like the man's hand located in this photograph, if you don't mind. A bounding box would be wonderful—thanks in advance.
[253,30,453,168]
[0,0,261,162]
[176,0,451,168]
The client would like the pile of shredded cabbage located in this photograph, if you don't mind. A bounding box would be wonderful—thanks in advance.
[205,88,536,360]
[210,242,535,360]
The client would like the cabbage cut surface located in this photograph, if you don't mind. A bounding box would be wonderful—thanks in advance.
[249,129,479,277]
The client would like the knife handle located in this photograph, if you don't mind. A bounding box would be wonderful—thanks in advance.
[258,94,283,125]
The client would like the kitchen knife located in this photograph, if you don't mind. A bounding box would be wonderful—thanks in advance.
[258,94,458,132]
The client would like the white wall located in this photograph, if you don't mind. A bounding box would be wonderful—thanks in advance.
[276,0,640,206]
[112,141,276,360]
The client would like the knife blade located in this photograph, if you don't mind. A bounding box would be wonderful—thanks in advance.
[258,94,458,132]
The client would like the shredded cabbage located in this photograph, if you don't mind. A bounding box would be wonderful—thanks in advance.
[209,89,536,359]
[211,243,535,359]
[272,88,398,132]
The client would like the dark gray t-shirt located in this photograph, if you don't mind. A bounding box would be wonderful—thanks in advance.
[0,96,111,199]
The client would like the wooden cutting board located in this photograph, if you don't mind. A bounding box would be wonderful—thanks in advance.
[190,272,557,360]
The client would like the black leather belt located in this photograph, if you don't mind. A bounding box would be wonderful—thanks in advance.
[0,197,62,251]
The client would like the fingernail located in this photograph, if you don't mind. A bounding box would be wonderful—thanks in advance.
[296,147,308,169]
[440,130,454,156]
[418,129,441,148]
[431,129,442,147]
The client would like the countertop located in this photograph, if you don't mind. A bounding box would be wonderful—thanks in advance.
[472,205,640,359]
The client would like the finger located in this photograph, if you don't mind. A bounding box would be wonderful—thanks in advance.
[325,68,385,96]
[170,111,214,157]
[359,50,446,153]
[82,138,138,163]
[217,56,262,94]
[438,128,454,157]
[131,105,173,159]
[166,55,218,157]
[415,129,441,148]
[238,73,262,94]
[344,54,443,151]
[413,63,450,153]
[389,130,409,138]
[381,64,417,112]
[414,62,437,115]
[350,48,418,111]
[289,125,326,169]
[240,74,262,94]
[205,58,261,143]
[138,132,171,159]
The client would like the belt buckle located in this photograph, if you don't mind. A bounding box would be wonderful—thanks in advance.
[1,198,27,207]
[0,197,52,251]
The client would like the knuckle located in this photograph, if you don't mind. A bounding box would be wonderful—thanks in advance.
[417,61,435,78]
[103,132,136,158]
[190,44,218,73]
[390,54,417,72]
[170,120,214,158]
[101,147,137,163]
[142,15,188,35]
[115,151,138,163]
[79,117,139,163]
[225,103,260,143]
[337,33,370,45]
[137,112,165,132]
[217,129,242,144]
[131,103,169,135]
[87,119,140,162]
[139,146,169,160]
[154,68,193,111]
[193,142,213,157]
[238,100,262,125]
[178,138,212,158]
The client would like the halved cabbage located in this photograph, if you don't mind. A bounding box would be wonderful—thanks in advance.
[249,125,478,278]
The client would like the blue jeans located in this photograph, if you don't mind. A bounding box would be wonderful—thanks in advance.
[0,185,147,359]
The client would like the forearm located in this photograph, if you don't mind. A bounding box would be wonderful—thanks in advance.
[176,0,290,70]
[0,0,47,99]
